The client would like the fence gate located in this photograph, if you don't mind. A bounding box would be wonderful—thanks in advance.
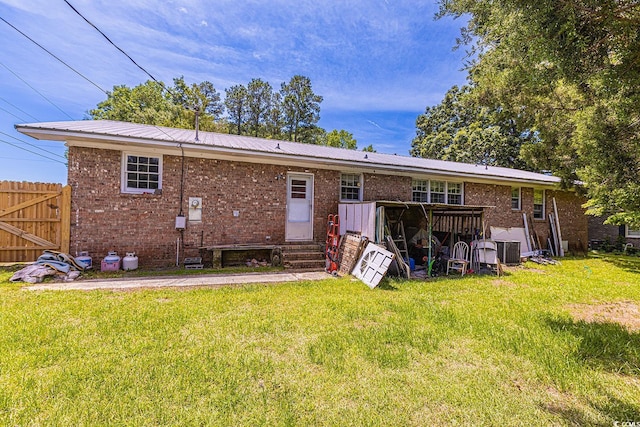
[0,181,71,263]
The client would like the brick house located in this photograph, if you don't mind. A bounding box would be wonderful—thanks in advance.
[588,217,640,249]
[16,120,588,267]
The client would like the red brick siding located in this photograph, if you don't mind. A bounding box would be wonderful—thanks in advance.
[588,217,618,240]
[547,190,588,252]
[68,146,589,265]
[464,182,587,253]
[363,174,412,201]
[68,147,174,265]
[311,169,340,242]
[69,147,346,267]
[465,182,527,228]
[588,216,621,242]
[588,216,640,247]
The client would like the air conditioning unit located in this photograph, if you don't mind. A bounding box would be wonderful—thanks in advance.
[495,241,521,265]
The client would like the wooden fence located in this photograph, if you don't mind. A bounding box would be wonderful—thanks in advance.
[0,181,70,263]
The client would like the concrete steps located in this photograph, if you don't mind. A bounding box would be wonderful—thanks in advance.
[281,242,325,270]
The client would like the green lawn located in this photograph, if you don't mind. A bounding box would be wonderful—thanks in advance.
[1,255,639,426]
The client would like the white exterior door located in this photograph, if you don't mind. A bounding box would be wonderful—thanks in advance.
[286,173,314,241]
[352,242,395,289]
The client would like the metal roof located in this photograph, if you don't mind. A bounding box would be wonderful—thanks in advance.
[16,120,561,186]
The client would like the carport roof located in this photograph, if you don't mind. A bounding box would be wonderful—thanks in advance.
[370,201,493,210]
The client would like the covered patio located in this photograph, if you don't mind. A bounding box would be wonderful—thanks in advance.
[338,201,495,277]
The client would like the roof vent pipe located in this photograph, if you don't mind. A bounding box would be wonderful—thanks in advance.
[194,105,200,142]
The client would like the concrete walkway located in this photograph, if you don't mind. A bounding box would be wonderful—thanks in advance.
[25,271,334,291]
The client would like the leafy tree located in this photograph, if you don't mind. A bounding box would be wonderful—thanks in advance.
[224,84,249,135]
[196,81,225,119]
[246,78,273,137]
[280,75,323,143]
[89,78,225,132]
[171,77,224,117]
[171,77,224,131]
[89,81,180,126]
[91,75,368,159]
[306,126,328,146]
[265,92,284,139]
[362,144,376,152]
[438,0,640,227]
[326,129,357,149]
[411,85,531,169]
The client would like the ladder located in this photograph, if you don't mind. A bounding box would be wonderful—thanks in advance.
[387,218,409,261]
[384,217,410,278]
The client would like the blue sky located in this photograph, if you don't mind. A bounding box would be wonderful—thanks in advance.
[0,0,469,184]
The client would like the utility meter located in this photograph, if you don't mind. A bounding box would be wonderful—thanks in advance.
[188,197,203,222]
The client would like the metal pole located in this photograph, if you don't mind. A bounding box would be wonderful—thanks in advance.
[176,237,180,267]
[428,208,433,277]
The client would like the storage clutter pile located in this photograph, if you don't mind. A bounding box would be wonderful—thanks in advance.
[10,250,90,283]
[246,258,270,267]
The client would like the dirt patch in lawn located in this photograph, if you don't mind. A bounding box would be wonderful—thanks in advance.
[505,265,547,274]
[540,386,603,426]
[491,279,517,287]
[566,301,640,332]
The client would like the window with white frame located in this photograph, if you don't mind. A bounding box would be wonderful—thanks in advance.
[511,187,521,210]
[412,179,429,202]
[340,173,362,201]
[533,189,545,219]
[430,181,446,204]
[412,179,463,204]
[447,182,463,205]
[122,153,162,194]
[626,226,640,238]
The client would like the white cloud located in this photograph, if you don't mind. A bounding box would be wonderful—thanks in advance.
[368,120,383,130]
[0,0,470,181]
[0,0,66,17]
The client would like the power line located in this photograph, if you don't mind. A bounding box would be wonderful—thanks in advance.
[0,16,108,95]
[62,0,190,143]
[0,96,40,121]
[0,130,67,159]
[0,156,61,162]
[61,0,192,117]
[0,137,67,164]
[8,0,192,150]
[0,105,27,122]
[0,60,75,120]
[62,0,169,92]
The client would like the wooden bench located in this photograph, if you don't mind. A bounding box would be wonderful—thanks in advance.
[199,244,282,268]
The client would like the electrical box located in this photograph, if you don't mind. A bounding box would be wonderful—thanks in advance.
[188,197,203,222]
[175,215,186,230]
